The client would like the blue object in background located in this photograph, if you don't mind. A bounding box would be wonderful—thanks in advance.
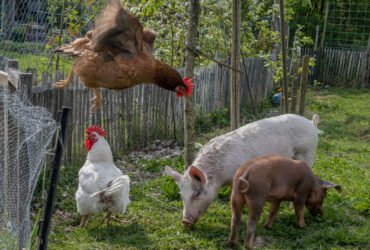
[272,92,282,106]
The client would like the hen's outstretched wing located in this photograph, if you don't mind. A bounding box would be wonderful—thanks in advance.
[143,29,157,52]
[90,0,144,54]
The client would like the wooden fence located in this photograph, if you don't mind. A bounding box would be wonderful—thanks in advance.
[302,47,369,87]
[1,57,273,163]
[2,45,368,163]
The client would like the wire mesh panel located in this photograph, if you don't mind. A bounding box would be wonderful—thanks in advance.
[0,87,57,249]
[326,1,370,50]
[0,0,107,83]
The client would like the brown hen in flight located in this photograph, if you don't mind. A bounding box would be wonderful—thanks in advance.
[53,0,192,111]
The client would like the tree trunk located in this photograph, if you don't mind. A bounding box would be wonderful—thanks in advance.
[271,0,281,60]
[279,0,289,114]
[230,0,241,130]
[320,0,329,51]
[184,0,200,169]
[298,56,310,115]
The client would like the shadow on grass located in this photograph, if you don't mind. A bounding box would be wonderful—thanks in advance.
[318,119,369,143]
[187,199,367,249]
[87,222,151,248]
[185,223,232,249]
[262,204,368,248]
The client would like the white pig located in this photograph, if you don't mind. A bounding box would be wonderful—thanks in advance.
[164,114,320,227]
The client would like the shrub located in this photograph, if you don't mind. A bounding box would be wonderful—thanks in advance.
[139,155,184,173]
[161,176,180,201]
[195,108,229,134]
[140,158,173,173]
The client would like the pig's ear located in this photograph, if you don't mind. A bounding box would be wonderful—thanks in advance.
[189,166,206,185]
[320,180,342,193]
[164,166,182,183]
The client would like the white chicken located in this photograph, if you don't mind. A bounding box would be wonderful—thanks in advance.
[75,125,130,227]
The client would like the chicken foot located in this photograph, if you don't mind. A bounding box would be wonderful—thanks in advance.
[90,88,101,112]
[79,215,89,227]
[53,69,74,88]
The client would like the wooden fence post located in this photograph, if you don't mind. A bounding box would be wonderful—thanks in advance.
[313,25,320,81]
[0,56,6,71]
[14,71,32,248]
[298,56,310,116]
[290,62,299,114]
[17,73,33,101]
[0,71,9,236]
[314,25,320,52]
[26,68,38,86]
[5,59,19,92]
[230,0,241,130]
[279,0,289,114]
[6,59,19,71]
[41,72,51,89]
[0,70,8,88]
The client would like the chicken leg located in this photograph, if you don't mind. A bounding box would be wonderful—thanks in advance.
[79,215,89,227]
[53,69,74,88]
[104,211,112,226]
[90,88,101,112]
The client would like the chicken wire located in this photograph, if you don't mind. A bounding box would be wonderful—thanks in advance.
[326,1,370,50]
[0,0,107,83]
[0,87,57,249]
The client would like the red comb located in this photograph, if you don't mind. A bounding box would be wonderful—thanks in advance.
[182,77,193,97]
[86,125,106,137]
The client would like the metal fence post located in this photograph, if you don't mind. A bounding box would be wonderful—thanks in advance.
[38,107,71,250]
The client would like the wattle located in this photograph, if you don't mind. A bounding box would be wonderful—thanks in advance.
[85,139,93,151]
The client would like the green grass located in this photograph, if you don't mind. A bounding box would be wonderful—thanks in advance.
[41,87,369,249]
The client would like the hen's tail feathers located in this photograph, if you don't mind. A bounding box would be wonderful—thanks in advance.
[53,36,91,56]
[53,45,80,56]
[312,114,324,135]
[90,175,130,197]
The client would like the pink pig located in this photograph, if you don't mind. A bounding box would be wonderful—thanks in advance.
[228,155,341,249]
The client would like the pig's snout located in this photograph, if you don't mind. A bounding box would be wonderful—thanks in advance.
[309,207,323,216]
[182,219,193,228]
[182,216,196,228]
